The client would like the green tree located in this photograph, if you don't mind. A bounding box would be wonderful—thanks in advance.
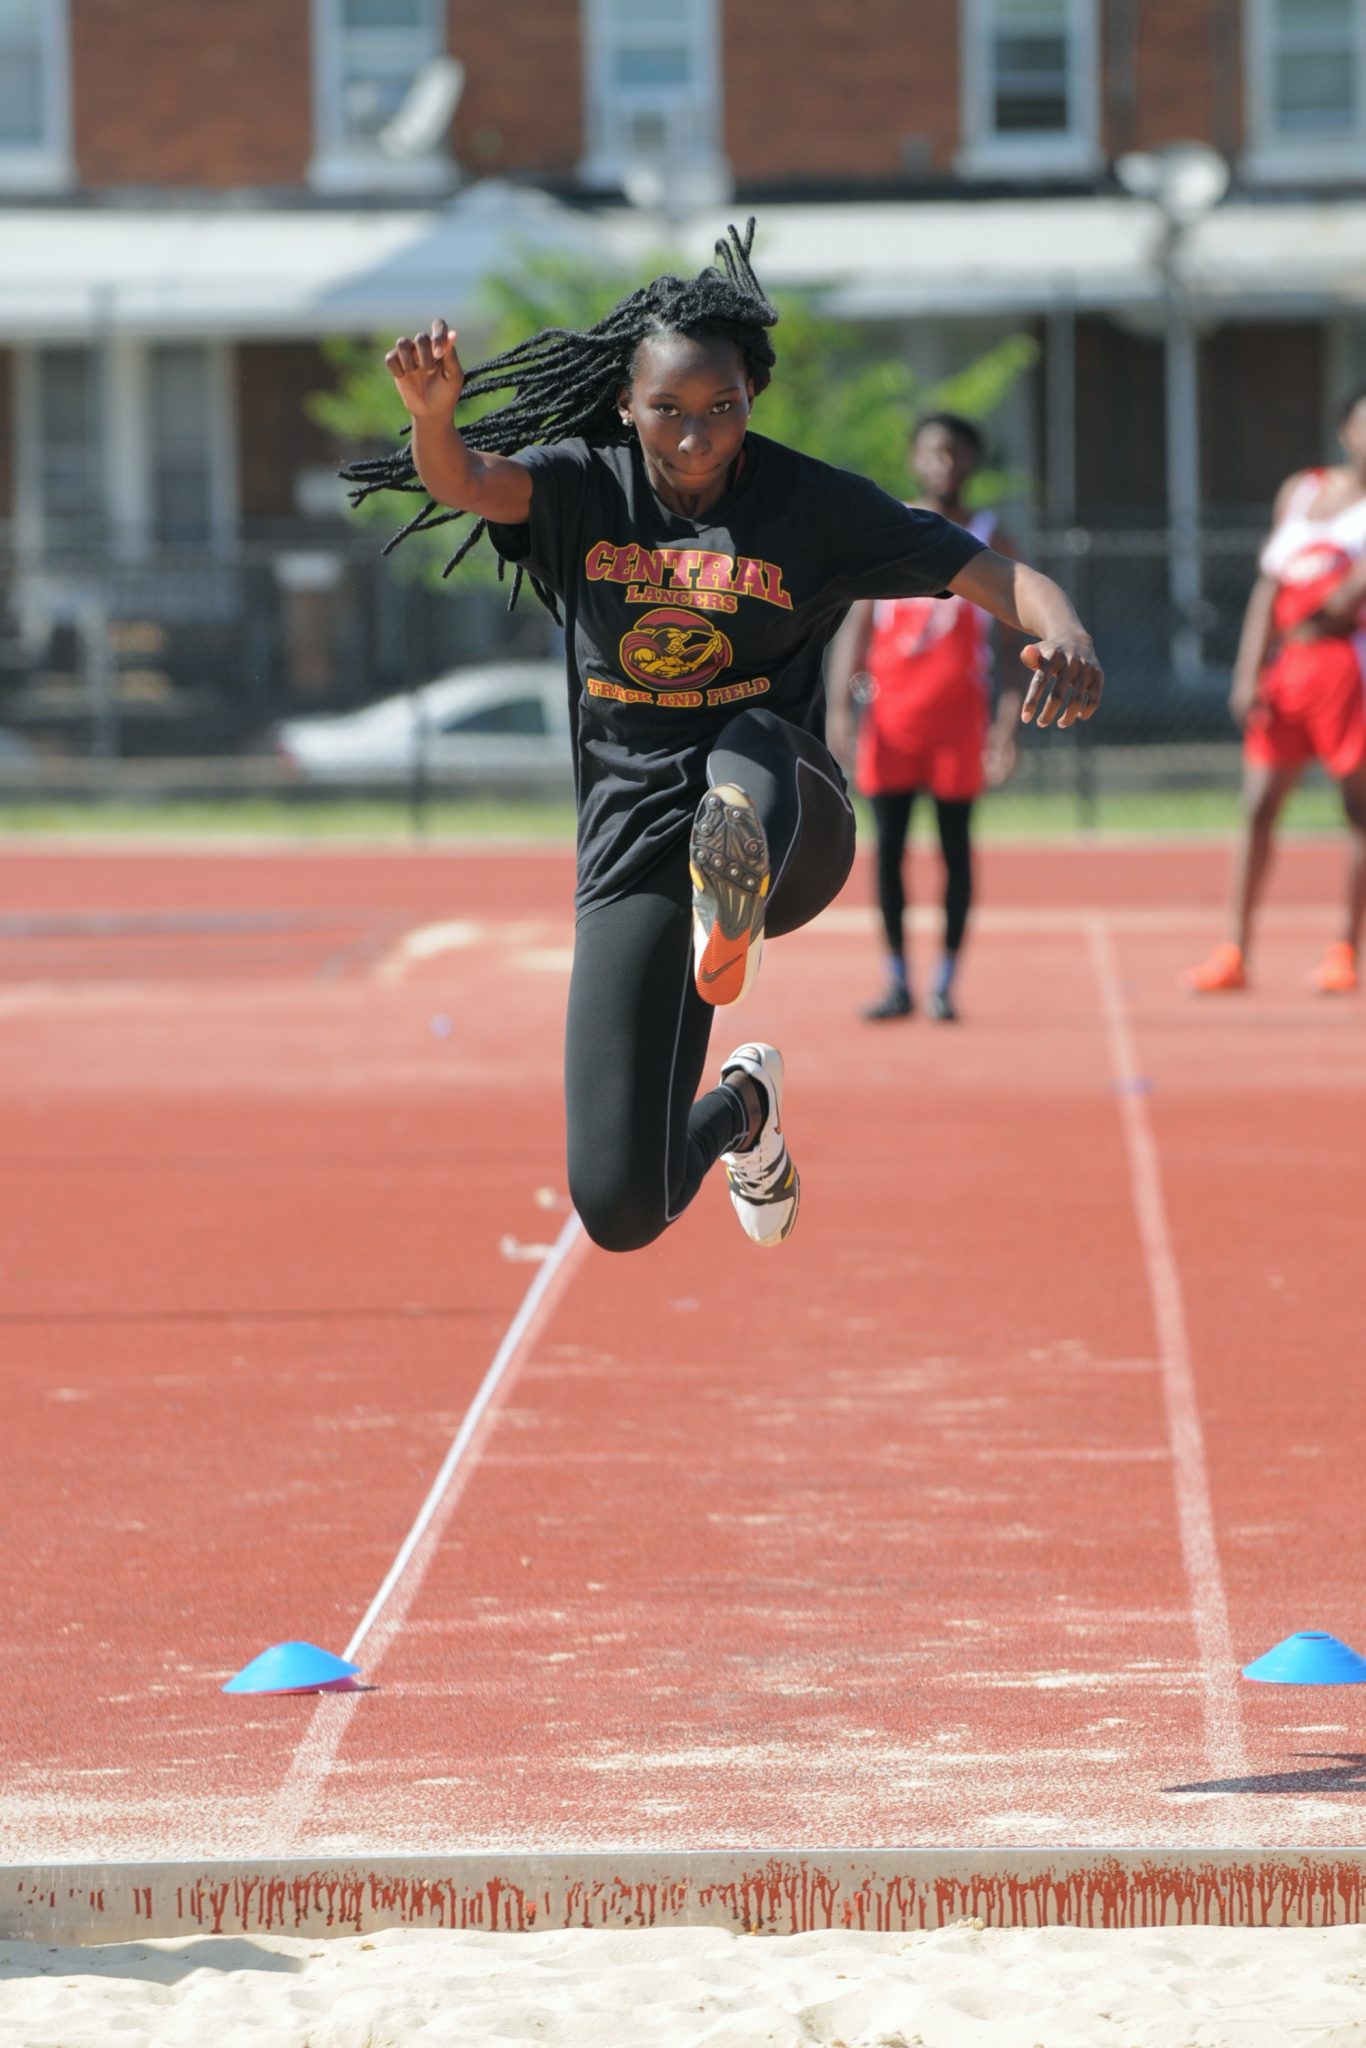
[310,246,1036,586]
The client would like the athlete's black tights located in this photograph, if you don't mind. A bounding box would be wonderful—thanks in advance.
[566,707,855,1253]
[871,790,974,961]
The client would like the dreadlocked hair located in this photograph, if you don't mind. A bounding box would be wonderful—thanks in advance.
[340,218,778,621]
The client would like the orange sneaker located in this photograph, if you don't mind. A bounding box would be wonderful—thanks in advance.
[1310,941,1358,994]
[1180,942,1247,993]
[689,783,770,1006]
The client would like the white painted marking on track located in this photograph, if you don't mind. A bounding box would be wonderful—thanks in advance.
[813,903,1337,938]
[374,919,482,984]
[373,920,577,984]
[0,984,50,1016]
[511,946,575,973]
[1086,915,1250,1793]
[259,1208,587,1854]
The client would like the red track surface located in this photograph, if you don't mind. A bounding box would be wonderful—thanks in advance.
[4,838,1365,1866]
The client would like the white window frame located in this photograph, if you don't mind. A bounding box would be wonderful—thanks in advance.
[14,339,237,565]
[579,0,727,196]
[0,0,73,194]
[957,0,1101,180]
[1243,0,1366,186]
[308,0,454,196]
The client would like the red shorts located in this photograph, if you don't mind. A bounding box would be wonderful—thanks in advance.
[1244,638,1366,779]
[857,718,986,802]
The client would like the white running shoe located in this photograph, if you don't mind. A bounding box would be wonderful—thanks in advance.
[720,1042,799,1248]
[689,783,770,1006]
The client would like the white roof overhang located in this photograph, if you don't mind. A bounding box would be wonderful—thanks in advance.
[603,195,1366,321]
[0,179,604,341]
[2,185,1365,341]
[603,197,1159,318]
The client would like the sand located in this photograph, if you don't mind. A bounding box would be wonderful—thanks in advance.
[3,1921,1366,2046]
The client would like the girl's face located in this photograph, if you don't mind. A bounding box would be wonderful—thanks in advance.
[620,332,754,504]
[911,423,979,503]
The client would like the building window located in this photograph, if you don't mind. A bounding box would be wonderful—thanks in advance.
[959,0,1100,177]
[0,0,72,192]
[20,342,234,560]
[581,0,726,197]
[1246,0,1366,179]
[149,347,216,547]
[310,0,454,193]
[35,348,104,549]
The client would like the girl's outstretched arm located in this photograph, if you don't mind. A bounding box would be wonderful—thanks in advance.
[949,549,1103,730]
[1229,575,1276,726]
[385,318,533,524]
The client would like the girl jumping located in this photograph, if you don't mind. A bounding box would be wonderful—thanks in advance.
[346,223,1103,1252]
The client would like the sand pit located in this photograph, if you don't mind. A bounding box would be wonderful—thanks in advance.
[4,1921,1366,2045]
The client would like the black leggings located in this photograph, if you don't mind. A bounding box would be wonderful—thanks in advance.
[870,790,973,959]
[566,708,856,1253]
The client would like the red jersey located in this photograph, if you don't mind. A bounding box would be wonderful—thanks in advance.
[1247,472,1366,779]
[1261,470,1366,633]
[1270,541,1355,633]
[856,508,996,801]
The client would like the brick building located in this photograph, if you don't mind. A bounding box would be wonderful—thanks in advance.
[2,0,1366,737]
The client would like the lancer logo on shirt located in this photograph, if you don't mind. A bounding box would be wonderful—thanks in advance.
[619,609,733,691]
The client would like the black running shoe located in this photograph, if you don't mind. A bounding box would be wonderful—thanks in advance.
[863,985,913,1020]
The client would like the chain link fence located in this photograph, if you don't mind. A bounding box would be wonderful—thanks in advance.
[0,522,1294,825]
[0,526,554,758]
[1003,524,1264,827]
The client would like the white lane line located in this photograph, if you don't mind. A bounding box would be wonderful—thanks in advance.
[259,1208,587,1853]
[1086,915,1249,1789]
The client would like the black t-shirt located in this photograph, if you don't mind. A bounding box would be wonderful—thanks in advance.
[487,431,985,914]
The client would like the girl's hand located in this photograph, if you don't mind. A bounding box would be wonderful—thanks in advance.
[1019,639,1104,729]
[384,318,464,421]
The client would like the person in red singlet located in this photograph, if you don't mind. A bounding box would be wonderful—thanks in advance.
[1184,386,1366,995]
[826,413,1023,1021]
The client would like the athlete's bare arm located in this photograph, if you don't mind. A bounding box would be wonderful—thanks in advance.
[1230,578,1277,727]
[1305,492,1366,634]
[1316,557,1366,629]
[824,600,874,768]
[949,549,1102,730]
[384,319,533,524]
[1230,469,1312,722]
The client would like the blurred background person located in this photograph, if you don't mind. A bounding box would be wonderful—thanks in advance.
[1183,385,1366,997]
[827,413,1024,1022]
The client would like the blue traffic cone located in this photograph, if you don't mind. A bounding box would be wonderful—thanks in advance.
[223,1641,361,1695]
[1242,1631,1366,1685]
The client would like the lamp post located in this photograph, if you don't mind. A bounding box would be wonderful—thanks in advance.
[1116,143,1230,692]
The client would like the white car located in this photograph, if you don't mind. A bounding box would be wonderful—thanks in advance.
[273,660,572,790]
